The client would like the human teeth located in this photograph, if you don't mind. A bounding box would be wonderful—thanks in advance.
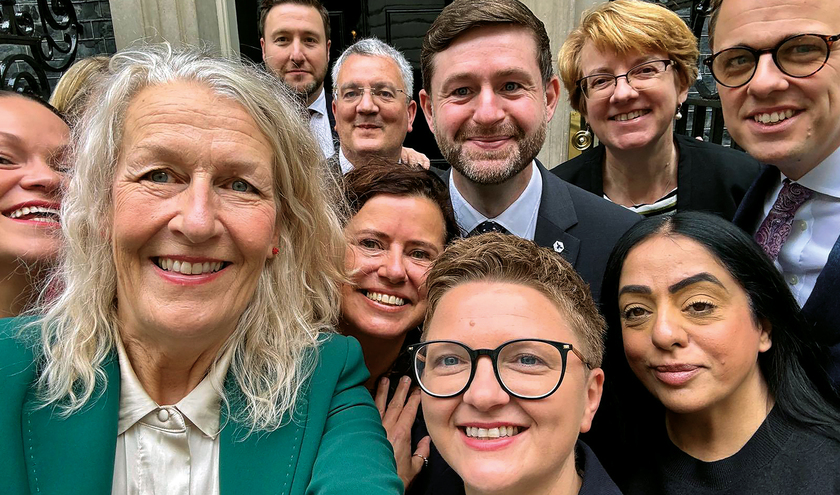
[156,258,224,275]
[6,205,61,220]
[614,110,647,121]
[365,291,405,306]
[465,426,520,438]
[754,109,794,124]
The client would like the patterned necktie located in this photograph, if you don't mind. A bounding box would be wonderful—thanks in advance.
[469,221,509,237]
[754,179,813,261]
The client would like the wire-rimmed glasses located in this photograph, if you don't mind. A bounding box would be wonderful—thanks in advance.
[335,85,410,105]
[408,339,590,400]
[576,59,674,100]
[704,33,840,88]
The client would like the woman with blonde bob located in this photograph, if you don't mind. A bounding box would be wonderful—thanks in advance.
[0,44,401,495]
[553,0,759,218]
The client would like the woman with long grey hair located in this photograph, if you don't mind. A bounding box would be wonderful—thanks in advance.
[0,44,401,495]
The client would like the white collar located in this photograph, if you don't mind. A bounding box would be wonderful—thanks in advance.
[308,87,327,116]
[339,147,354,175]
[449,161,542,237]
[794,144,840,200]
[116,335,233,439]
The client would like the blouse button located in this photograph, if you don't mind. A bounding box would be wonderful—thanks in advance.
[797,220,807,232]
[157,408,170,422]
[788,275,799,286]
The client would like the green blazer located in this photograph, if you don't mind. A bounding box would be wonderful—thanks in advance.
[0,317,402,495]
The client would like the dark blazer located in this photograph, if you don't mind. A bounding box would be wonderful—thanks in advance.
[441,160,641,302]
[733,165,840,386]
[0,317,402,495]
[553,134,762,220]
[324,90,340,154]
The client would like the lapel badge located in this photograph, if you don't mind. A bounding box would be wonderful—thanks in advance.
[553,240,565,254]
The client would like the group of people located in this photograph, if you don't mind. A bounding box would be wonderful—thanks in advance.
[1,0,839,494]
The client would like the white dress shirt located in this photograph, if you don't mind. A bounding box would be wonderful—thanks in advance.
[339,147,355,175]
[308,88,335,158]
[761,145,840,308]
[449,161,542,240]
[112,338,233,495]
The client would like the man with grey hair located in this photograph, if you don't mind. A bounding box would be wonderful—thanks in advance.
[331,38,419,173]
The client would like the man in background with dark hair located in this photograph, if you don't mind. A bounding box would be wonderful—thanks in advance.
[418,0,639,303]
[707,0,840,384]
[259,0,337,157]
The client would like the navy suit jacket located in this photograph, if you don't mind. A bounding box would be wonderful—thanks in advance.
[733,165,840,385]
[440,160,640,302]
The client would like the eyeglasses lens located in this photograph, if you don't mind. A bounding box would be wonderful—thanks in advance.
[712,35,829,87]
[415,342,472,397]
[415,341,565,398]
[497,340,565,398]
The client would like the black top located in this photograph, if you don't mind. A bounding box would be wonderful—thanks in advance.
[552,134,762,220]
[624,408,840,495]
[408,438,622,495]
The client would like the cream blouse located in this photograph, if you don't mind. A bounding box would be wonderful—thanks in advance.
[111,338,232,495]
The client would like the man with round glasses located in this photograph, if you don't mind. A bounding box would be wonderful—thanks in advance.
[707,0,840,384]
[411,233,619,495]
[330,38,419,174]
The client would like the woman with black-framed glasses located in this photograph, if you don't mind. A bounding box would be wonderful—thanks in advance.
[553,0,760,220]
[408,233,622,495]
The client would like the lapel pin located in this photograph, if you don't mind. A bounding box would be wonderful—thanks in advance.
[553,241,565,254]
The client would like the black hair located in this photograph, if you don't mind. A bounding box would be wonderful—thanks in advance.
[601,212,840,443]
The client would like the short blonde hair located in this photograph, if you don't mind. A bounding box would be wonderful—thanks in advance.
[34,44,345,433]
[423,233,606,368]
[558,0,699,114]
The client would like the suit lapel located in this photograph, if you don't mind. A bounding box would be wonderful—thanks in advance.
[732,164,777,231]
[802,235,840,343]
[534,160,581,266]
[24,357,119,495]
[219,377,308,495]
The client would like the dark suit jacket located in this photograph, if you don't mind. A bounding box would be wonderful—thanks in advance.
[324,90,340,154]
[733,165,840,385]
[0,317,402,495]
[553,134,762,220]
[441,160,641,302]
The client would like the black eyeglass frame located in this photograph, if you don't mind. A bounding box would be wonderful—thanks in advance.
[575,59,674,100]
[408,338,591,400]
[703,33,840,88]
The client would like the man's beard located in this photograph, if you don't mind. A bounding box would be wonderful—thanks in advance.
[435,118,546,185]
[278,62,328,102]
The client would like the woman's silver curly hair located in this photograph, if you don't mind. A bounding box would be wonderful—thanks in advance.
[31,43,346,432]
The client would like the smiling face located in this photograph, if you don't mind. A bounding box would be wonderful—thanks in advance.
[111,82,279,346]
[341,194,446,342]
[579,44,687,153]
[713,0,840,180]
[332,54,417,163]
[419,25,560,185]
[260,3,330,104]
[0,95,68,267]
[618,234,771,416]
[421,281,602,495]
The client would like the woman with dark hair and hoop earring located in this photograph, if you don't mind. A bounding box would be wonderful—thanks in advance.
[554,0,759,218]
[601,211,840,494]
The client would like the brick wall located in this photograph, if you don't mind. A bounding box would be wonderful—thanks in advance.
[0,0,116,94]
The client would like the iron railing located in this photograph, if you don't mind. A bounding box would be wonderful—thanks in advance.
[0,0,82,98]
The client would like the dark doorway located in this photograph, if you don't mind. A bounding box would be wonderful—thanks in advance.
[236,0,450,167]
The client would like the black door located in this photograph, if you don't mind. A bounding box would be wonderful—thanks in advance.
[236,0,450,167]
